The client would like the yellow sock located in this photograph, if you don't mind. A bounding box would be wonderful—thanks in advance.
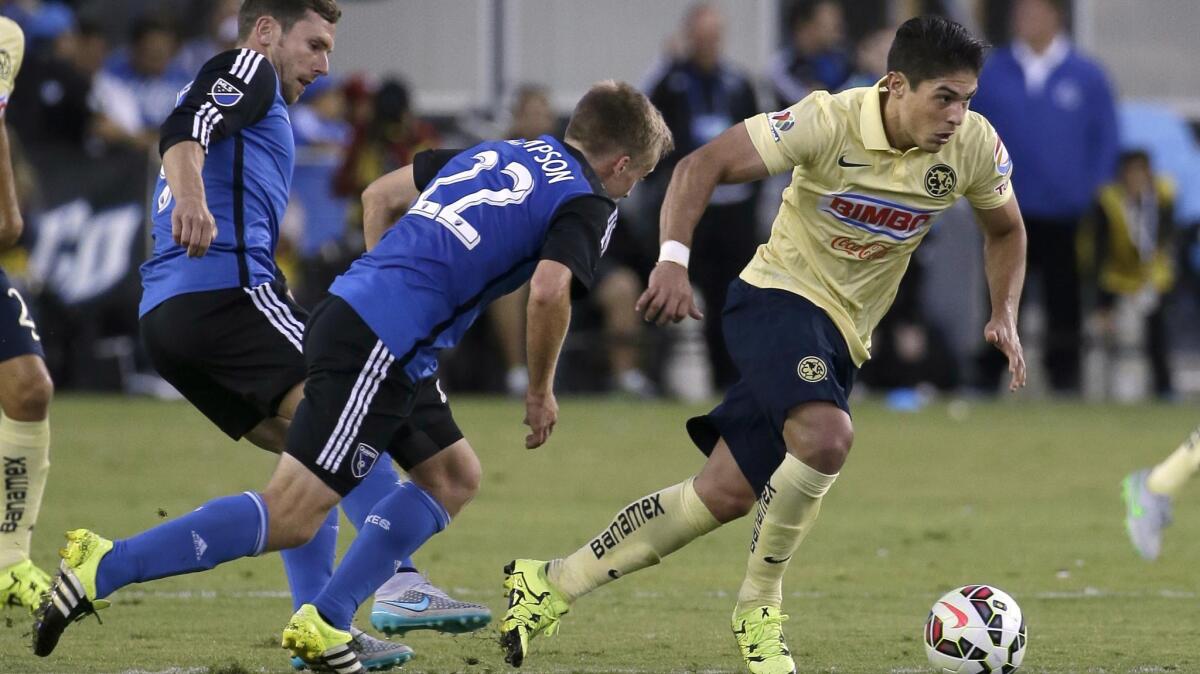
[735,454,837,613]
[0,414,50,569]
[1147,426,1200,498]
[547,477,719,602]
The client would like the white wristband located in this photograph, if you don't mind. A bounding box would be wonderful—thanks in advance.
[658,240,690,269]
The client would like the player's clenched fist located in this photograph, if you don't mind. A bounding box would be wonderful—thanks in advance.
[172,197,218,258]
[0,17,25,116]
[523,391,558,449]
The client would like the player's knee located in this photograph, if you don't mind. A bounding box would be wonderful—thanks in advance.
[784,408,854,474]
[694,477,756,523]
[3,368,53,421]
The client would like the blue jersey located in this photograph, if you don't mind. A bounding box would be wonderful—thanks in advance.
[330,136,616,382]
[140,48,294,316]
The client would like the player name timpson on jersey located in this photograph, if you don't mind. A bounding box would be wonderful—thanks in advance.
[819,192,939,241]
[506,139,577,183]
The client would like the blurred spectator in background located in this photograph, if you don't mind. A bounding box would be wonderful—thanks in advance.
[971,0,1118,394]
[842,24,894,90]
[489,85,656,398]
[8,2,90,150]
[645,2,759,390]
[767,0,851,107]
[173,0,239,76]
[100,15,189,148]
[1085,149,1176,399]
[335,77,439,236]
[284,76,352,308]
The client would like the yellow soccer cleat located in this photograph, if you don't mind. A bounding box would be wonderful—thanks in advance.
[282,603,365,674]
[0,558,50,613]
[732,605,797,674]
[499,559,571,668]
[32,529,113,657]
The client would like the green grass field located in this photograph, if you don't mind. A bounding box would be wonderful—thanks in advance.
[1,394,1197,673]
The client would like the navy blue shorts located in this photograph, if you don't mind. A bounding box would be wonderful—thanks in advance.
[686,279,856,494]
[0,268,45,363]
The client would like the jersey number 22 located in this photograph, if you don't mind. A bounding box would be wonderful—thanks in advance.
[411,150,535,250]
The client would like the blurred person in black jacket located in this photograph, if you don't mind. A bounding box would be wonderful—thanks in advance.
[645,2,760,390]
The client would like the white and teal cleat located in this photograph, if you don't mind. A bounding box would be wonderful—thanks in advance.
[371,572,491,636]
[1122,468,1173,560]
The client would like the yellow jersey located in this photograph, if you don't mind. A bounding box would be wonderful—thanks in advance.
[741,81,1014,365]
[0,17,24,114]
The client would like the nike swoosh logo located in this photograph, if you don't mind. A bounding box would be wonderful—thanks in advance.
[380,596,432,612]
[939,600,969,628]
[763,555,791,564]
[838,154,870,168]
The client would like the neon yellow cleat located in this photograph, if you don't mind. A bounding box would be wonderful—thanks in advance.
[282,603,365,674]
[0,558,51,613]
[499,559,571,668]
[33,529,113,657]
[732,605,797,674]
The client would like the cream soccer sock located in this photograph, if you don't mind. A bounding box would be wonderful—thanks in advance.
[735,454,837,613]
[1147,426,1200,498]
[547,477,720,602]
[0,413,50,569]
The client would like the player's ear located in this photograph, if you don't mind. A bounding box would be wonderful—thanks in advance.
[613,155,631,175]
[253,15,280,46]
[886,71,908,98]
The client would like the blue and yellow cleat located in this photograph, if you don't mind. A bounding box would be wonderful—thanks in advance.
[370,572,491,636]
[289,624,413,672]
[33,529,113,657]
[283,604,370,674]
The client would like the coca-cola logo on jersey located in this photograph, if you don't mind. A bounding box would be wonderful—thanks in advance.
[831,236,891,260]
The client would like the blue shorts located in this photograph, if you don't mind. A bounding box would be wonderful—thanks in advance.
[0,268,44,363]
[686,279,856,494]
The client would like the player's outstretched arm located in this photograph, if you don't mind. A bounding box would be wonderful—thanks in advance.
[975,195,1028,391]
[162,141,218,258]
[0,121,22,251]
[523,260,572,449]
[638,122,769,325]
[362,165,417,251]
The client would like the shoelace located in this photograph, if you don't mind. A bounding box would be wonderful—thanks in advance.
[742,614,790,659]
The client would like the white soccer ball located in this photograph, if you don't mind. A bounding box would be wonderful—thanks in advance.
[923,584,1027,673]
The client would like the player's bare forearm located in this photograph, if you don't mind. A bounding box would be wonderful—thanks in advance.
[977,198,1027,321]
[658,123,769,245]
[0,121,23,251]
[362,165,418,251]
[162,141,208,207]
[525,260,572,397]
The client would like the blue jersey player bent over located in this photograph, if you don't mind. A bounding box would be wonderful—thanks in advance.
[54,2,481,670]
[33,80,673,673]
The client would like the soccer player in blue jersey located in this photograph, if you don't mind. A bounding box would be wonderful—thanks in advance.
[0,16,55,617]
[33,80,673,672]
[35,1,478,669]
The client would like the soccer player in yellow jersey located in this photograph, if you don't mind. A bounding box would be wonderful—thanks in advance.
[0,16,55,614]
[501,16,1027,673]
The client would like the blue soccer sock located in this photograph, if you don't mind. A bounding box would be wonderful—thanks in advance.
[95,491,268,600]
[280,508,338,610]
[313,482,449,629]
[338,459,414,571]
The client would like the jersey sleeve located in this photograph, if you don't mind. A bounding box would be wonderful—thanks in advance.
[412,149,463,190]
[539,194,617,296]
[159,48,278,156]
[0,17,25,113]
[963,114,1015,210]
[743,91,835,175]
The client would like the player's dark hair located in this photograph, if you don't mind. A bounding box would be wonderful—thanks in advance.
[565,80,673,170]
[238,0,341,40]
[886,15,988,88]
